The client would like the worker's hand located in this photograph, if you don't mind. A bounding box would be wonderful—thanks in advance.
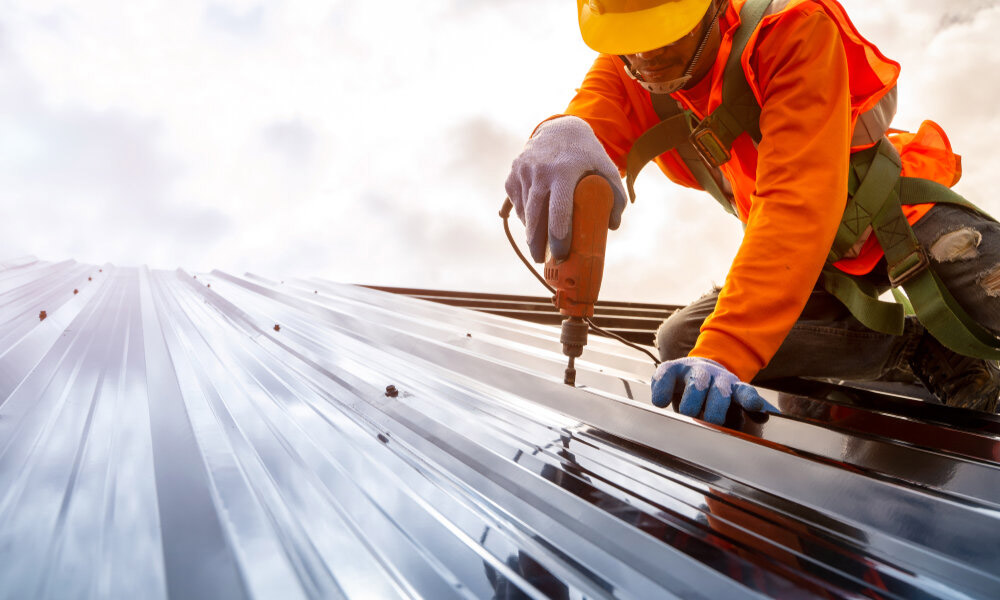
[651,357,776,425]
[505,116,628,262]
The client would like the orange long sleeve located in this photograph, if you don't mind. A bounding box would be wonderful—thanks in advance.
[691,9,852,381]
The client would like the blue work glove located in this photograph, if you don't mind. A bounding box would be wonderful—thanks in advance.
[651,357,776,425]
[504,116,628,262]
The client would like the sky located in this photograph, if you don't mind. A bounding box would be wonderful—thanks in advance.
[1,0,999,304]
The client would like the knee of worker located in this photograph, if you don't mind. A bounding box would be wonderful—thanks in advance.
[655,311,702,362]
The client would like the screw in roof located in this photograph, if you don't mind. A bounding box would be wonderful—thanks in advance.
[73,289,78,295]
[273,324,281,332]
[385,385,399,398]
[39,311,47,321]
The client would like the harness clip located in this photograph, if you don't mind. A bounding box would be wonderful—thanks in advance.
[888,248,930,288]
[690,121,732,168]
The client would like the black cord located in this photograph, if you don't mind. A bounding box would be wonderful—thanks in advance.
[586,317,661,365]
[501,198,556,295]
[501,197,660,366]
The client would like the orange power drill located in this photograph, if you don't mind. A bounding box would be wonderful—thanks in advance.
[501,174,615,386]
[543,174,615,386]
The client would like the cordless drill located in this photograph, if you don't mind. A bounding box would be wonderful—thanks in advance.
[543,174,614,386]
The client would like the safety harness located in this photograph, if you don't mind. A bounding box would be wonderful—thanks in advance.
[624,0,1000,359]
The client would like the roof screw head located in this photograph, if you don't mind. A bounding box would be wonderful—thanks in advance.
[39,310,47,321]
[207,284,211,288]
[88,277,92,281]
[73,289,78,295]
[314,291,317,294]
[377,433,389,444]
[193,275,197,279]
[466,333,472,337]
[273,324,281,332]
[99,269,102,272]
[385,385,399,398]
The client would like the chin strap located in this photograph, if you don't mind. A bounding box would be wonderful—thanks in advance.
[621,0,727,95]
[634,74,691,95]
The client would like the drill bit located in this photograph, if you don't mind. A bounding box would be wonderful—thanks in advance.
[564,356,577,386]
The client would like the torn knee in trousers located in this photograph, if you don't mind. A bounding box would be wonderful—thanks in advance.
[980,266,1000,298]
[929,228,982,262]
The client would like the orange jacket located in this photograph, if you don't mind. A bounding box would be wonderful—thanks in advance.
[562,0,962,382]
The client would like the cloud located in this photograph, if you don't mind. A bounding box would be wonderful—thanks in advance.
[445,116,524,193]
[261,119,318,167]
[204,2,265,37]
[930,1,998,28]
[0,41,232,268]
[438,0,556,18]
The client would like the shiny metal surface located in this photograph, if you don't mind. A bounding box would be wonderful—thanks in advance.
[362,285,678,344]
[1,259,999,599]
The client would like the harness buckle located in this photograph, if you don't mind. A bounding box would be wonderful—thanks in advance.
[690,121,732,168]
[888,248,930,287]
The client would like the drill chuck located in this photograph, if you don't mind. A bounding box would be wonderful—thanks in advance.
[560,317,589,386]
[560,317,589,357]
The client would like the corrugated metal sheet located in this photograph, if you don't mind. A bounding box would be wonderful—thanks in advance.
[1,258,999,599]
[361,285,680,345]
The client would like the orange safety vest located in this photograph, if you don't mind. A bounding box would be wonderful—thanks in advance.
[561,0,963,381]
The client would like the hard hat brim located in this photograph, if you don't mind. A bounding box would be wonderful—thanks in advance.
[578,0,714,55]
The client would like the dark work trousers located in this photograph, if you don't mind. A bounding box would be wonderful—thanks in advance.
[654,205,1000,383]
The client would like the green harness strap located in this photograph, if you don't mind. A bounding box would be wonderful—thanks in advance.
[821,140,1000,357]
[625,0,771,216]
[633,97,738,216]
[624,105,736,214]
[622,0,1000,359]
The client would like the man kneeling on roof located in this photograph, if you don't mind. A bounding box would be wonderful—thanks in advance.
[505,0,1000,423]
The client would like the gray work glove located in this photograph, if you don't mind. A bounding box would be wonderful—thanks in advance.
[504,116,628,262]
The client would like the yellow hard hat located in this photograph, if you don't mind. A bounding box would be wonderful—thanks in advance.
[577,0,714,55]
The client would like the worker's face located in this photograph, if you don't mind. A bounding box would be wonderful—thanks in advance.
[622,3,719,84]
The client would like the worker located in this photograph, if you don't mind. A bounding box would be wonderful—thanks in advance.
[505,0,1000,424]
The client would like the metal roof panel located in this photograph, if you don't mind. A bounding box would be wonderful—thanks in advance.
[1,260,998,599]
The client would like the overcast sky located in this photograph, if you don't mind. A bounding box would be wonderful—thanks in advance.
[2,0,998,304]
